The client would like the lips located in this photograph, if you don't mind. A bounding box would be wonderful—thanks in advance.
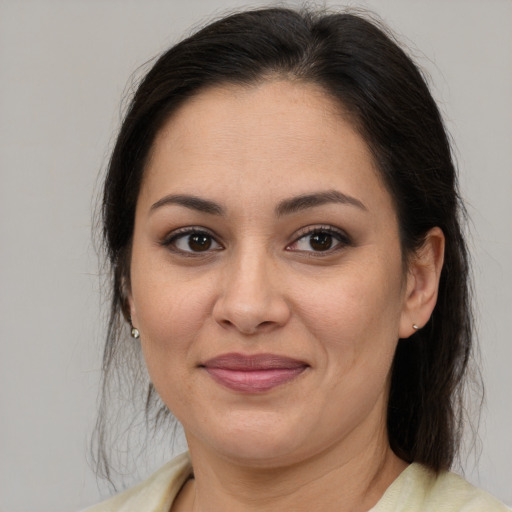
[201,353,309,393]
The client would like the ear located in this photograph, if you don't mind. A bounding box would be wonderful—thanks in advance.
[127,292,138,327]
[399,227,445,338]
[121,274,138,327]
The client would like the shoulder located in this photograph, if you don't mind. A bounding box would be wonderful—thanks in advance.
[372,463,510,512]
[427,468,509,511]
[82,452,193,512]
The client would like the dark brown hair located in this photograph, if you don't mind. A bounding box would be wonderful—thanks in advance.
[95,6,475,482]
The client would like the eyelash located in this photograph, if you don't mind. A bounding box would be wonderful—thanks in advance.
[286,225,351,255]
[160,225,351,256]
[161,226,223,256]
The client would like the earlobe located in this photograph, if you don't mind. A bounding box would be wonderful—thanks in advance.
[399,227,445,338]
[127,295,140,339]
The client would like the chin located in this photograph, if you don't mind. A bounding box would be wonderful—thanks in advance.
[188,411,312,467]
[215,438,306,468]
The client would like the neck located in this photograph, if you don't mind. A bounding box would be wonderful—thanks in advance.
[175,425,407,512]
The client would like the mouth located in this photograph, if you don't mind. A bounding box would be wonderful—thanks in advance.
[200,353,309,393]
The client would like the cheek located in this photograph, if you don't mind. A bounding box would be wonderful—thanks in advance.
[138,292,206,347]
[293,256,404,368]
[134,281,213,414]
[294,263,404,432]
[130,254,216,377]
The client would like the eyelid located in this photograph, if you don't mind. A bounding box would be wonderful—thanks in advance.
[160,226,223,254]
[159,224,350,256]
[286,225,351,253]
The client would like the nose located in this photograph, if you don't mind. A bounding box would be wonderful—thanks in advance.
[212,248,291,335]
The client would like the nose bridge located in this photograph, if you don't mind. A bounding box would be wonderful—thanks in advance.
[233,242,269,295]
[213,240,289,333]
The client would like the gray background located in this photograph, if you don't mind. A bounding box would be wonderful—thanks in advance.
[0,1,511,511]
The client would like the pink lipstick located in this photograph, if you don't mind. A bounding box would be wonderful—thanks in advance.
[201,353,308,393]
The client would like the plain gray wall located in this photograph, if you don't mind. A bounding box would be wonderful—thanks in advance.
[0,1,510,511]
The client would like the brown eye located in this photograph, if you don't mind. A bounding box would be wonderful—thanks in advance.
[168,229,222,254]
[188,233,212,251]
[309,232,333,251]
[287,226,350,254]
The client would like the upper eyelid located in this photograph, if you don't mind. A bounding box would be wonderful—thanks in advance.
[160,226,222,249]
[286,225,351,253]
[164,226,217,240]
[292,225,349,240]
[160,224,350,248]
[161,228,223,257]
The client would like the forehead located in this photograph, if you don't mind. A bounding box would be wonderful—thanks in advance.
[149,80,359,166]
[141,80,392,218]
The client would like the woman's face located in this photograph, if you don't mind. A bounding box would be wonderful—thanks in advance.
[129,81,415,467]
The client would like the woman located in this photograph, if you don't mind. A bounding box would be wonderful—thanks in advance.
[87,7,509,511]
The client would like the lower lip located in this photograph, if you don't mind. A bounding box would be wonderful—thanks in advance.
[204,367,307,393]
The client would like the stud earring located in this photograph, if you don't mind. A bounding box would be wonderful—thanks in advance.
[412,324,419,331]
[131,327,140,339]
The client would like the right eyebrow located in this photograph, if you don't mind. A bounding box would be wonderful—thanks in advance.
[150,194,224,216]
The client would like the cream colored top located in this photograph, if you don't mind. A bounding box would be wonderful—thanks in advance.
[84,452,510,511]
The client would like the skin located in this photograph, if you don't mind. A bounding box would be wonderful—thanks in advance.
[128,80,444,511]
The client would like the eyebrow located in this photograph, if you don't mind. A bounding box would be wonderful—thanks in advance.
[150,194,225,215]
[150,189,366,217]
[275,190,367,217]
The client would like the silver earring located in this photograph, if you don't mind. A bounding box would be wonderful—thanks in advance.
[412,324,419,331]
[131,327,140,339]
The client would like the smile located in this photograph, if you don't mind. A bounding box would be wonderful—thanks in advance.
[201,353,309,393]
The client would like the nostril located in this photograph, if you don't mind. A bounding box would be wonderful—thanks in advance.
[212,288,291,334]
[218,318,275,335]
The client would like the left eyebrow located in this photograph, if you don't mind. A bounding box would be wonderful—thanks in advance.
[275,190,367,217]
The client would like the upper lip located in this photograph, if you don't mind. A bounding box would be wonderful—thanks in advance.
[201,353,308,371]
